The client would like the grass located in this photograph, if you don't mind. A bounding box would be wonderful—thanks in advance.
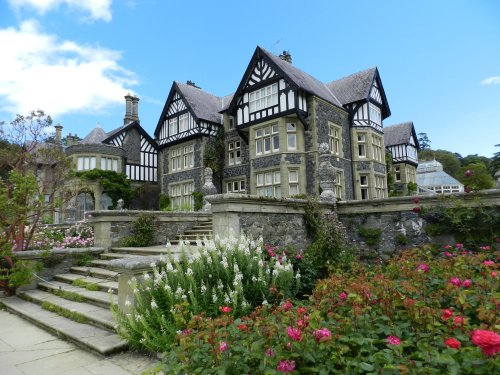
[72,278,101,291]
[41,301,89,323]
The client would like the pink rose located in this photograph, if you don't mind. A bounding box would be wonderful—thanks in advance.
[471,330,500,356]
[386,336,401,345]
[449,277,461,287]
[313,328,332,343]
[277,359,296,373]
[219,341,228,352]
[287,326,302,342]
[339,292,347,301]
[461,279,472,288]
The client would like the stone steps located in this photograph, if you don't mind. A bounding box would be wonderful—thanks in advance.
[0,295,127,356]
[53,274,118,294]
[21,289,117,330]
[70,266,119,280]
[38,280,117,308]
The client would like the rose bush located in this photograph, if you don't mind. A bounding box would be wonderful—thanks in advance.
[154,244,499,374]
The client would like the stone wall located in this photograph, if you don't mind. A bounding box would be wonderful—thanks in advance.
[89,210,212,249]
[207,190,500,258]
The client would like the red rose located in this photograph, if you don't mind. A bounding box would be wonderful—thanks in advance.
[220,306,232,313]
[442,309,454,320]
[471,330,500,356]
[444,338,461,350]
[412,206,421,213]
[412,196,420,204]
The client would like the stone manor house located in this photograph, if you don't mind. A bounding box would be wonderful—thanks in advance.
[154,46,419,207]
[52,46,419,217]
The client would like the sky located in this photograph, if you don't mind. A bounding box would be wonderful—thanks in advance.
[0,0,499,157]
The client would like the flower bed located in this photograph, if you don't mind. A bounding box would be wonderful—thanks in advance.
[152,244,499,374]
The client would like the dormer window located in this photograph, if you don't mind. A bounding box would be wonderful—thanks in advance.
[249,83,278,113]
[179,113,188,133]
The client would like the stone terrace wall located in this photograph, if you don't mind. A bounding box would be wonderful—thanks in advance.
[89,210,212,249]
[208,190,500,258]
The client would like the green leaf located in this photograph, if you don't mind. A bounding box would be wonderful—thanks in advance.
[359,362,374,371]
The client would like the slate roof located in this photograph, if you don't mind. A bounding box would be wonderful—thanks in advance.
[384,122,414,146]
[220,93,234,112]
[326,68,377,106]
[259,47,343,108]
[81,125,107,144]
[175,82,223,124]
[416,160,464,189]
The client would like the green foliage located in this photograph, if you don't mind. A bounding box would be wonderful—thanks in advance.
[191,191,204,211]
[490,144,500,175]
[421,198,500,247]
[112,234,299,353]
[407,181,417,195]
[71,252,94,267]
[41,301,89,323]
[158,193,170,210]
[52,288,86,302]
[76,169,133,208]
[304,198,355,276]
[121,213,156,247]
[419,149,462,179]
[202,126,225,173]
[458,163,495,191]
[0,244,41,292]
[357,226,382,246]
[157,245,500,374]
[385,153,395,195]
[417,132,431,150]
[0,110,73,251]
[72,278,101,291]
[395,233,409,245]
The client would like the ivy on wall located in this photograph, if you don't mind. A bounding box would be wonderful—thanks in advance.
[76,170,133,208]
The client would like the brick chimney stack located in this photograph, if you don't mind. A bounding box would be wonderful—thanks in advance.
[279,50,292,64]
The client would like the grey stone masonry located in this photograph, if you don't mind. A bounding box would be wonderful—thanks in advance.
[251,154,282,169]
[89,210,212,248]
[121,127,141,163]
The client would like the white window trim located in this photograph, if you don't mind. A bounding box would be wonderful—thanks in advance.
[249,83,278,113]
[255,125,279,156]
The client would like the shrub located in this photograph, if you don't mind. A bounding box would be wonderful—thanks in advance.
[121,213,156,247]
[304,199,355,276]
[113,234,300,353]
[357,226,382,246]
[158,193,170,211]
[156,244,500,374]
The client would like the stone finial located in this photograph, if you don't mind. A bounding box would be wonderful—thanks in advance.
[317,143,337,204]
[202,167,218,211]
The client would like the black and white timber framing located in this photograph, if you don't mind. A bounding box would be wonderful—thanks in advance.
[103,121,158,182]
[225,48,309,129]
[154,83,222,147]
[384,122,420,166]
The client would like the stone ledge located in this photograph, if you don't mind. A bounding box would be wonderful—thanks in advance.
[15,247,105,260]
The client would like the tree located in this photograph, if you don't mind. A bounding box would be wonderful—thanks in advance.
[489,144,500,176]
[419,149,462,179]
[458,163,495,191]
[417,133,431,150]
[0,111,74,251]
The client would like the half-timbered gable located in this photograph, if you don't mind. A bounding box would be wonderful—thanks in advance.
[154,82,223,147]
[225,47,342,130]
[384,122,420,166]
[103,121,158,182]
[327,68,390,132]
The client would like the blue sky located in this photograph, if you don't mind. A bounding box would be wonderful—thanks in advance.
[1,0,499,157]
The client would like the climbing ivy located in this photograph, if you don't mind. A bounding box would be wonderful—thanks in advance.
[202,126,225,191]
[76,170,133,208]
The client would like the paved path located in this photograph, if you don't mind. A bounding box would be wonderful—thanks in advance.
[0,310,158,375]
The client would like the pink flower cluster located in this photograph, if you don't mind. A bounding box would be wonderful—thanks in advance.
[276,359,295,373]
[416,263,430,273]
[386,336,401,345]
[471,330,500,356]
[313,328,332,343]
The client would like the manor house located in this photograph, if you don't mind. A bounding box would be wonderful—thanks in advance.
[154,46,416,207]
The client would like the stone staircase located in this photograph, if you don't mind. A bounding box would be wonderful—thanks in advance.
[0,219,212,356]
[168,219,213,245]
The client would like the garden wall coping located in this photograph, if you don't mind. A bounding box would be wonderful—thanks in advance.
[108,255,165,272]
[14,247,105,260]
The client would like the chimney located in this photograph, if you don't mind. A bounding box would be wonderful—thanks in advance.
[186,80,201,89]
[66,133,73,147]
[124,93,134,125]
[131,95,140,123]
[279,50,292,64]
[73,134,79,145]
[54,124,63,145]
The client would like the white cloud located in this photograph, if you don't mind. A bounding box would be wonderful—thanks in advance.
[0,20,137,118]
[480,76,500,85]
[8,0,112,21]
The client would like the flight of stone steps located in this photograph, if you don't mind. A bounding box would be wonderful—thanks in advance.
[0,219,212,356]
[167,220,213,245]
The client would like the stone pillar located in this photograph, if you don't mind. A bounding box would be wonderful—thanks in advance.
[201,167,217,212]
[495,170,500,189]
[124,93,134,125]
[317,143,337,205]
[54,124,63,145]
